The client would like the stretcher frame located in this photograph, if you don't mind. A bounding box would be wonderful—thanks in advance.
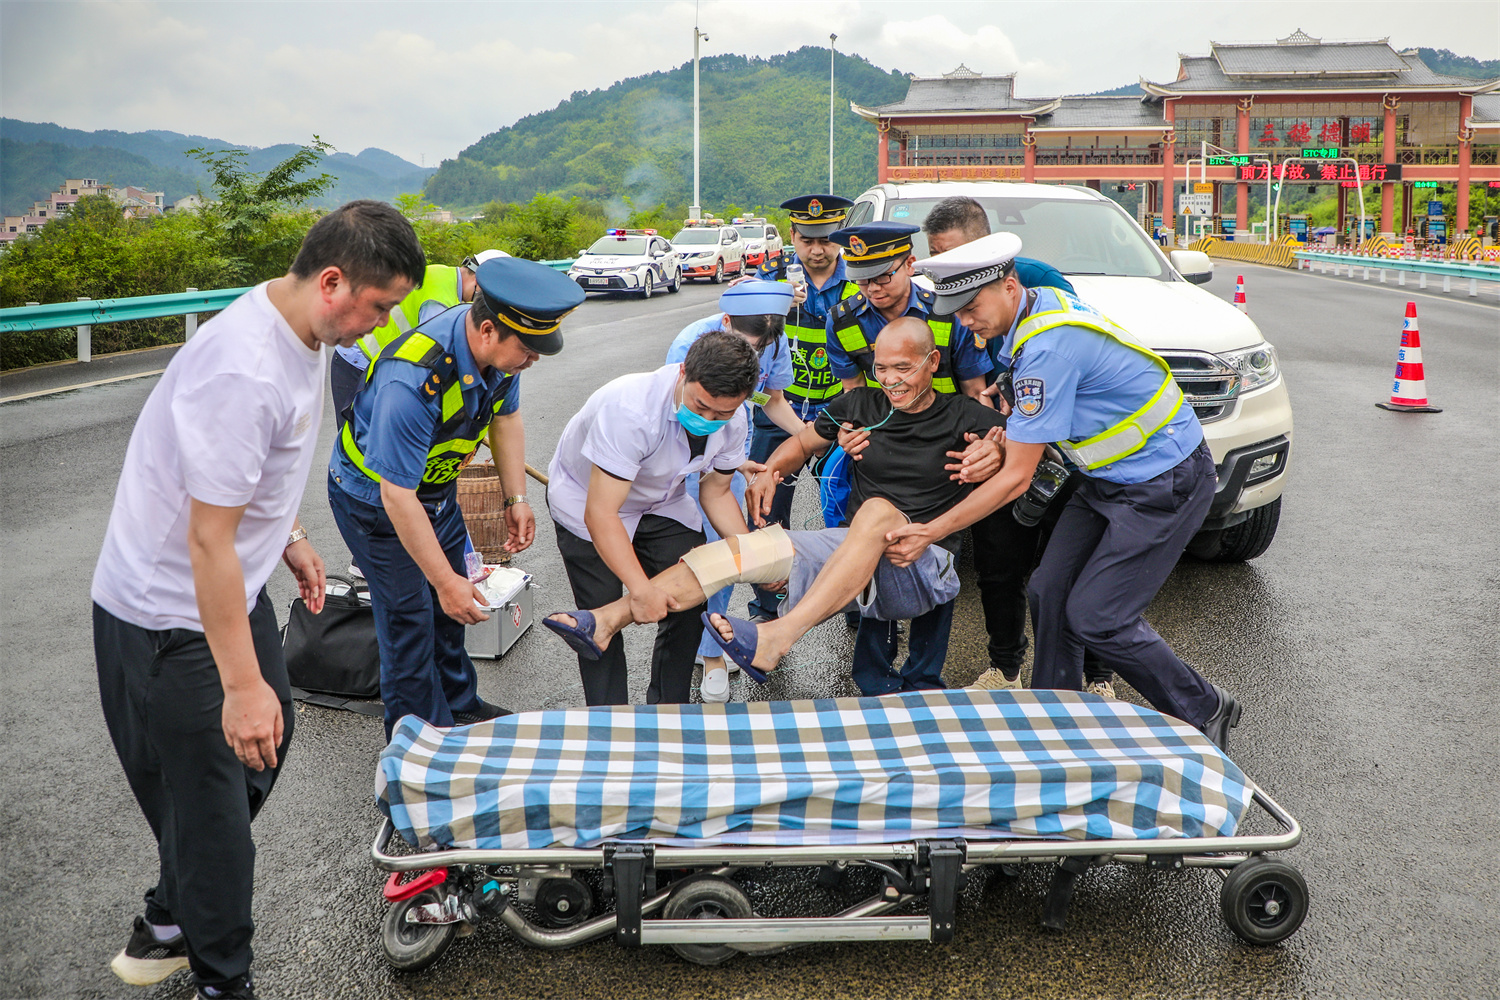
[370,783,1304,966]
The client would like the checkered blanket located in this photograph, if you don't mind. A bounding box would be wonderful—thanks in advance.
[377,689,1251,851]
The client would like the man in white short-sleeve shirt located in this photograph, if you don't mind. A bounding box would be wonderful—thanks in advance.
[545,332,762,705]
[91,201,425,1000]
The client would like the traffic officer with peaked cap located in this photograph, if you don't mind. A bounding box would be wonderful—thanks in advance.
[329,256,584,737]
[748,194,859,619]
[914,232,1243,752]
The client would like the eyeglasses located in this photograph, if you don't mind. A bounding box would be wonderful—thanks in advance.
[854,259,907,287]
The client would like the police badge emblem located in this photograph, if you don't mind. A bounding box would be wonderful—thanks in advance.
[1014,377,1045,417]
[848,234,868,256]
[807,198,824,218]
[810,347,829,369]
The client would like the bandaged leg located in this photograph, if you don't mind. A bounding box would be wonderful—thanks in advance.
[681,524,795,595]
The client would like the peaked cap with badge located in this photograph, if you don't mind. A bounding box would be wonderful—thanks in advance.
[779,194,855,239]
[916,231,1024,315]
[828,221,920,281]
[474,257,586,356]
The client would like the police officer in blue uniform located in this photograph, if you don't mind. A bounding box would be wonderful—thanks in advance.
[916,232,1242,751]
[746,194,859,619]
[823,221,994,695]
[328,257,585,737]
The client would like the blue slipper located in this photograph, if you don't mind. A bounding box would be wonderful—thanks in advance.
[543,610,606,660]
[701,612,770,684]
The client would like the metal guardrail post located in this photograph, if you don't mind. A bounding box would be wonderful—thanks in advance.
[1471,278,1479,298]
[185,288,199,340]
[76,297,91,363]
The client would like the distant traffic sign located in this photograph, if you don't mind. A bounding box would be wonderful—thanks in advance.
[1179,193,1213,215]
[1207,155,1249,166]
[1193,182,1213,194]
[1301,148,1340,160]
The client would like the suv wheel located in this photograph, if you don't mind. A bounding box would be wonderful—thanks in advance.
[1189,497,1281,562]
[641,272,654,299]
[711,261,725,284]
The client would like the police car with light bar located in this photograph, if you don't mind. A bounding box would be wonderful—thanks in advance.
[669,218,747,283]
[732,216,784,268]
[568,229,682,298]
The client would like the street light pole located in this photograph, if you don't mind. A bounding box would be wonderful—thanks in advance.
[692,24,707,220]
[829,34,838,192]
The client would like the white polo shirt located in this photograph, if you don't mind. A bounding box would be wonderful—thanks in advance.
[547,364,747,541]
[91,282,327,632]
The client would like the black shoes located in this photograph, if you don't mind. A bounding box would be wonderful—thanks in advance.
[196,976,256,999]
[1200,683,1243,753]
[452,700,513,726]
[110,915,189,985]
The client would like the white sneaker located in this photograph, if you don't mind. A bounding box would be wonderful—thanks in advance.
[347,562,364,580]
[1084,679,1117,700]
[700,666,730,703]
[971,667,1022,691]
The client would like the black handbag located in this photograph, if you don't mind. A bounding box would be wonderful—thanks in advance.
[283,574,383,715]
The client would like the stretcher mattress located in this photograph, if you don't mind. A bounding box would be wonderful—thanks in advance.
[377,689,1252,851]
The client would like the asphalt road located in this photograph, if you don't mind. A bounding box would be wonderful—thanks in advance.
[1,268,1496,1000]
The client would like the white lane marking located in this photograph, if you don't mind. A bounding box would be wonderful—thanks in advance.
[0,368,166,404]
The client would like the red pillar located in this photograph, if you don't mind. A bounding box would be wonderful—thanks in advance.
[1236,99,1251,237]
[877,123,889,184]
[1380,96,1398,234]
[1457,94,1474,233]
[1160,100,1177,242]
[1023,132,1036,183]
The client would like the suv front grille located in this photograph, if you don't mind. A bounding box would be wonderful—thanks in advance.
[1157,350,1239,424]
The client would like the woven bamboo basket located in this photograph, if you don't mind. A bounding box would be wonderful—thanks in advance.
[456,461,510,564]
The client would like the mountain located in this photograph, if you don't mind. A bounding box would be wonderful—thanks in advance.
[424,47,911,212]
[0,119,434,217]
[1414,48,1500,79]
[1084,83,1144,97]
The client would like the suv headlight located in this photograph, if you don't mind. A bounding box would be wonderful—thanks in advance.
[1219,343,1279,392]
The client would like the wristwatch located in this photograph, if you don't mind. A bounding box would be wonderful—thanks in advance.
[504,494,530,508]
[286,526,308,547]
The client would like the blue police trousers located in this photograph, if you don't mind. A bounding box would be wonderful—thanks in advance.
[1028,441,1219,727]
[328,474,484,739]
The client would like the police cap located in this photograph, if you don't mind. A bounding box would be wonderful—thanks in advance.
[829,221,921,281]
[916,232,1024,314]
[779,194,854,238]
[474,257,585,356]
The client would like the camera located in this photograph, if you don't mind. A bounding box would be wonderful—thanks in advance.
[1012,460,1071,527]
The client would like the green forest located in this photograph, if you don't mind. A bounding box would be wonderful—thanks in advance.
[423,47,910,211]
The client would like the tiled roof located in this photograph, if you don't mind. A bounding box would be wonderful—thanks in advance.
[1032,96,1165,130]
[1472,94,1500,125]
[1150,46,1489,93]
[868,74,1053,114]
[1215,40,1409,77]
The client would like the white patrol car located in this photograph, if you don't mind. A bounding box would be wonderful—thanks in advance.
[669,218,747,283]
[568,229,682,298]
[732,216,784,269]
[849,181,1294,562]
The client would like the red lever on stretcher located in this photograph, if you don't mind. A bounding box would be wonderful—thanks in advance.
[382,867,448,902]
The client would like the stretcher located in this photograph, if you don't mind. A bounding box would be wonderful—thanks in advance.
[371,689,1306,969]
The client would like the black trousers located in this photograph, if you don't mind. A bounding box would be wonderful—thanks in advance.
[330,353,364,432]
[553,513,705,706]
[94,590,293,990]
[970,484,1110,684]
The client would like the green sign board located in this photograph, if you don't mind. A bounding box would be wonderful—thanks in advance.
[1207,155,1250,166]
[1301,148,1340,160]
[1413,181,1439,189]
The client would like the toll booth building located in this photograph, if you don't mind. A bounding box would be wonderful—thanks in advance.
[852,33,1499,240]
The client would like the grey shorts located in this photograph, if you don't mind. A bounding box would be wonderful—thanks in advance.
[782,528,961,622]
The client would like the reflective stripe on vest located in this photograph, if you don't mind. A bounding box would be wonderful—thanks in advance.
[784,281,859,402]
[340,329,506,496]
[357,263,464,362]
[833,313,960,394]
[1012,294,1184,471]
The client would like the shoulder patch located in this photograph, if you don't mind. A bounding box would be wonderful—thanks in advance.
[833,293,866,320]
[915,285,935,304]
[1014,377,1045,418]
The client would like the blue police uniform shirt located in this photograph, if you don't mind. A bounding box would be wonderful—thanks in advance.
[330,304,520,505]
[824,283,992,383]
[998,286,1202,485]
[985,258,1076,383]
[666,313,794,456]
[759,255,853,420]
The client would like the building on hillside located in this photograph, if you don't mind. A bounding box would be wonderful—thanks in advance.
[2,179,166,245]
[851,32,1500,240]
[109,185,166,220]
[170,194,208,213]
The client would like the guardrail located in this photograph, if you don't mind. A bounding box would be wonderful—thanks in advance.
[0,287,251,363]
[1292,251,1500,298]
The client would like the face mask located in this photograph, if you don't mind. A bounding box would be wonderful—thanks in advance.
[675,383,729,436]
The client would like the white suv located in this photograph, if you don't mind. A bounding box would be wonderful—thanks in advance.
[849,182,1292,562]
[569,229,681,298]
[732,217,785,270]
[669,221,747,283]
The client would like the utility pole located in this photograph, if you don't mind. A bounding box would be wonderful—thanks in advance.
[692,22,708,220]
[829,34,838,193]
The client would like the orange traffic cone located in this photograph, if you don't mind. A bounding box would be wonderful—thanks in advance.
[1375,302,1442,413]
[1233,275,1248,314]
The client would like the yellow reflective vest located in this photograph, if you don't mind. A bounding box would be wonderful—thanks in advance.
[356,263,465,362]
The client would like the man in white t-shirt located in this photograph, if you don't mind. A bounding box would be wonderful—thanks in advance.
[543,332,762,706]
[92,200,425,1000]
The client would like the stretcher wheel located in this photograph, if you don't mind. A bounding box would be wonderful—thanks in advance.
[1220,857,1308,945]
[535,877,595,927]
[662,876,752,966]
[381,887,458,972]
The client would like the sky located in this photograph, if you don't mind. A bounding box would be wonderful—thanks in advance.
[3,0,1496,167]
